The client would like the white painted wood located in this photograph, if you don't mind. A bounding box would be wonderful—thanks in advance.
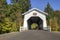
[20,8,48,31]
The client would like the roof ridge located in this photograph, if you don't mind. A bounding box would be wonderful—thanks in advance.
[22,8,48,15]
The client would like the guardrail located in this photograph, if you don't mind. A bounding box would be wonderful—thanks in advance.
[20,26,24,32]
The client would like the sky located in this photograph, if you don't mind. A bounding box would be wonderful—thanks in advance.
[6,0,60,11]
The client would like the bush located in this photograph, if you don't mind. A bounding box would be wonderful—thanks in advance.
[31,23,38,30]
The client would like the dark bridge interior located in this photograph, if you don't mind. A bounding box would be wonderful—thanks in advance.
[27,17,43,30]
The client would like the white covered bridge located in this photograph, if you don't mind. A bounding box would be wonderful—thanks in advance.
[20,8,48,31]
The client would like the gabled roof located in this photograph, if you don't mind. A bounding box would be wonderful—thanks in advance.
[22,8,48,15]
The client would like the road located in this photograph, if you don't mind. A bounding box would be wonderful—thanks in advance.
[0,30,60,40]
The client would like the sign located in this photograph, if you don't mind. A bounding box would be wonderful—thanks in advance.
[33,13,37,15]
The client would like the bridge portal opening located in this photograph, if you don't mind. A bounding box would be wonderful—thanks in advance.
[27,17,43,30]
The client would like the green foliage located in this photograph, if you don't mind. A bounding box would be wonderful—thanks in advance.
[44,3,54,26]
[54,11,60,31]
[11,0,31,13]
[0,18,18,34]
[1,17,12,33]
[54,11,60,26]
[44,3,54,19]
[31,23,38,30]
[44,3,60,31]
[11,21,18,32]
[0,0,31,34]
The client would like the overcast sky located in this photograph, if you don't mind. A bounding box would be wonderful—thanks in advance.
[6,0,60,11]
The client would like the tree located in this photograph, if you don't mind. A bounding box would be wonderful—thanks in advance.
[0,0,9,34]
[44,3,54,26]
[54,11,60,31]
[11,21,18,32]
[10,0,31,30]
[1,17,12,33]
[0,0,31,34]
[44,3,55,31]
[54,11,60,23]
[44,3,54,19]
[11,0,31,13]
[0,0,8,21]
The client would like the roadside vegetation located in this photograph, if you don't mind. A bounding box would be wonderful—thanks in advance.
[0,0,31,34]
[44,3,60,31]
[31,23,38,30]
